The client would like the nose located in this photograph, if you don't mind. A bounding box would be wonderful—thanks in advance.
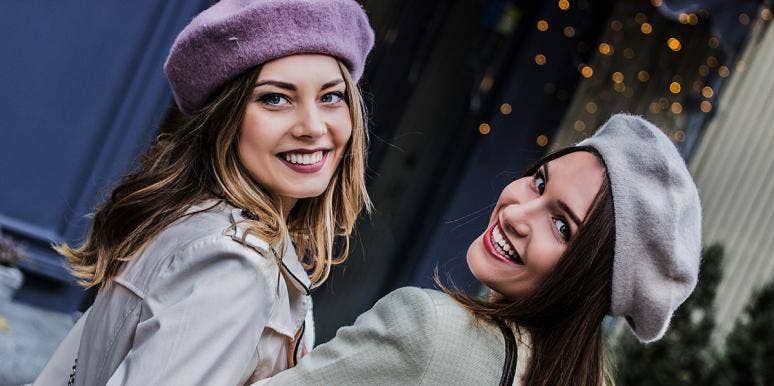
[500,199,540,238]
[511,221,530,238]
[291,104,327,139]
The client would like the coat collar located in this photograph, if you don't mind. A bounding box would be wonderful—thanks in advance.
[227,206,312,294]
[185,198,312,293]
[225,203,312,338]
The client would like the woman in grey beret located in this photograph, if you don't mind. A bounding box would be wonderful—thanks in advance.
[36,0,375,385]
[254,113,702,386]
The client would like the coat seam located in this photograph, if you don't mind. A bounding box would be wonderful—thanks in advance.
[93,297,143,381]
[114,277,145,299]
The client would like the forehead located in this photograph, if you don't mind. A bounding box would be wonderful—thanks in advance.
[257,54,342,82]
[545,151,606,221]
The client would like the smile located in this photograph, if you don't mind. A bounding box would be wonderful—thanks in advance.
[278,149,329,173]
[484,223,524,265]
[283,150,324,165]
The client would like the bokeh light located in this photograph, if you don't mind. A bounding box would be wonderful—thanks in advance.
[667,37,682,51]
[669,82,682,94]
[478,123,491,135]
[599,43,613,55]
[580,65,594,78]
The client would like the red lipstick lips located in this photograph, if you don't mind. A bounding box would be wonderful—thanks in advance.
[483,223,524,265]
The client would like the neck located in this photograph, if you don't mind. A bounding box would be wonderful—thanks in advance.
[277,196,297,221]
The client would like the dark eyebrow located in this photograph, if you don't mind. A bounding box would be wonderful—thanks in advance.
[321,79,344,90]
[558,200,583,228]
[543,163,583,227]
[254,80,296,91]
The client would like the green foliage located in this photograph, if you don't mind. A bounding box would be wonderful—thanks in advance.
[712,281,774,385]
[613,244,724,386]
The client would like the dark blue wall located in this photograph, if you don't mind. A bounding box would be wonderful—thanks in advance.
[0,1,211,311]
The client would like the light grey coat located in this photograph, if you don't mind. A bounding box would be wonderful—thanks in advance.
[254,287,530,386]
[35,199,314,386]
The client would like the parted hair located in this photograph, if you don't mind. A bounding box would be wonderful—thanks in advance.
[440,146,615,386]
[58,60,370,290]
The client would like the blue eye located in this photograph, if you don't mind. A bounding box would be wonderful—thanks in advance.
[534,171,546,194]
[553,218,571,241]
[258,93,290,106]
[321,91,345,104]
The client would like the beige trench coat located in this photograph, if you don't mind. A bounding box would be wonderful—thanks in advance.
[35,199,314,386]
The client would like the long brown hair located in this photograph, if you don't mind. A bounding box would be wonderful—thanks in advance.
[440,146,615,385]
[58,59,371,289]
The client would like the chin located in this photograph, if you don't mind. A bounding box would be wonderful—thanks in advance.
[466,236,490,283]
[281,184,329,199]
[467,235,515,299]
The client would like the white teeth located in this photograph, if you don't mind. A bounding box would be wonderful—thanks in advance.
[491,225,515,257]
[283,151,325,165]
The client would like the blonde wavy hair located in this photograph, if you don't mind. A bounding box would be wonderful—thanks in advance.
[58,60,370,289]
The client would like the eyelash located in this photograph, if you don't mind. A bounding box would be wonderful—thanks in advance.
[533,168,572,243]
[256,91,346,106]
[321,91,346,104]
[257,93,289,106]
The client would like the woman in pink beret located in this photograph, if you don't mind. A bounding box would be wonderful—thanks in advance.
[36,1,375,385]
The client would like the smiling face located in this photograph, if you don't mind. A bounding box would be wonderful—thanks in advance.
[467,150,606,300]
[238,54,353,214]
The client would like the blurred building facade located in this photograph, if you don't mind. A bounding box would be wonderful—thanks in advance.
[688,15,774,344]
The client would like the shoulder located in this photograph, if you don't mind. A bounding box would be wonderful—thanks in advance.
[153,199,243,253]
[376,285,476,313]
[379,287,477,328]
[377,286,436,312]
[116,199,274,297]
[369,287,479,342]
[340,287,441,349]
[372,288,457,326]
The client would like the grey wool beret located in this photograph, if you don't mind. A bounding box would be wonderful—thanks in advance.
[578,114,702,343]
[164,0,375,115]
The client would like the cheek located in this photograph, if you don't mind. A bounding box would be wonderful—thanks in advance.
[526,235,564,277]
[240,109,284,147]
[239,127,266,158]
[330,113,353,147]
[238,117,281,167]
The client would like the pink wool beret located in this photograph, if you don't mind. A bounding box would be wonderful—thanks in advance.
[164,0,375,115]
